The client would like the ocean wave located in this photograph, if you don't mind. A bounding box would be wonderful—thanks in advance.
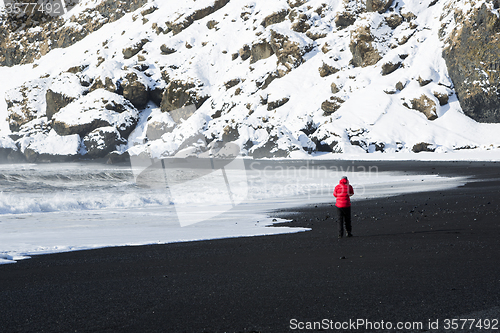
[0,190,174,215]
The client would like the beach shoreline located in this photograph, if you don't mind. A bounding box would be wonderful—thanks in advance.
[0,161,499,332]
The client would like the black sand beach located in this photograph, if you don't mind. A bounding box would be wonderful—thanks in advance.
[1,161,499,333]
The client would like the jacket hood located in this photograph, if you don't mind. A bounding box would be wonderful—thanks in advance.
[339,178,349,185]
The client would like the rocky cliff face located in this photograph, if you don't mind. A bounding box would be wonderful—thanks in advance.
[441,0,500,122]
[0,0,147,66]
[0,0,499,162]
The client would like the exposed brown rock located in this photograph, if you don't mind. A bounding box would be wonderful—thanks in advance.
[385,14,403,29]
[45,89,77,121]
[335,11,356,29]
[0,0,148,67]
[270,30,313,75]
[224,79,241,90]
[261,9,289,28]
[319,62,340,77]
[321,97,345,115]
[291,14,311,33]
[331,82,341,94]
[412,142,436,153]
[267,97,290,111]
[123,39,149,59]
[5,78,49,132]
[433,92,450,106]
[366,0,393,13]
[250,41,275,64]
[166,0,230,35]
[417,77,433,87]
[120,72,149,109]
[239,44,251,61]
[350,25,382,67]
[160,80,209,114]
[404,94,438,120]
[89,77,117,94]
[160,45,176,55]
[381,61,402,76]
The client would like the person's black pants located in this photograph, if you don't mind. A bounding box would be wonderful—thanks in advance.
[337,206,352,237]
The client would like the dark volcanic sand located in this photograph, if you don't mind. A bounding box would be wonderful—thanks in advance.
[1,161,499,333]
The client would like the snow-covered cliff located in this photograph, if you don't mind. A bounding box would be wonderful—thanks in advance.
[0,0,499,162]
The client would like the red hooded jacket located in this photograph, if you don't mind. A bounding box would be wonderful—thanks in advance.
[333,178,354,208]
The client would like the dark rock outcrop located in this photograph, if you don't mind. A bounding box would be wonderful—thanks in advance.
[261,9,289,28]
[52,89,139,137]
[250,41,275,64]
[366,0,393,13]
[224,79,241,90]
[267,97,290,111]
[120,72,149,109]
[239,44,251,61]
[442,3,500,122]
[251,135,289,158]
[83,127,125,159]
[350,25,382,67]
[321,97,345,115]
[291,14,311,33]
[45,73,86,120]
[122,39,150,59]
[331,82,341,94]
[160,45,177,55]
[5,78,49,132]
[381,61,402,76]
[0,0,148,67]
[46,89,77,121]
[270,30,313,76]
[385,14,403,29]
[165,0,230,35]
[319,62,340,77]
[403,94,438,120]
[412,142,436,153]
[160,80,209,114]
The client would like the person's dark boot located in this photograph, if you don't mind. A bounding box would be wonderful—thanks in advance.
[347,233,353,237]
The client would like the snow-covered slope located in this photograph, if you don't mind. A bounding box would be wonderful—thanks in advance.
[0,0,499,162]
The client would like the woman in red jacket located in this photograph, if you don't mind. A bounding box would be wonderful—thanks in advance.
[333,176,354,238]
